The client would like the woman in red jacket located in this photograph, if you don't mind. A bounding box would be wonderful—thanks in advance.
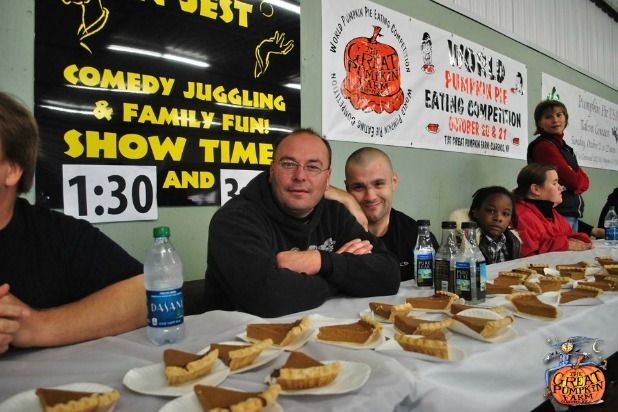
[513,163,592,257]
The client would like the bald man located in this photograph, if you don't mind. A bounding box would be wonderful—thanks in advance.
[327,147,438,281]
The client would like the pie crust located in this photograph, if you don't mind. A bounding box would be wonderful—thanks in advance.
[556,266,587,280]
[393,315,452,335]
[506,292,557,319]
[405,291,459,310]
[579,281,615,291]
[208,339,273,371]
[269,351,342,390]
[317,316,382,345]
[525,278,561,293]
[35,388,120,412]
[450,303,505,315]
[451,313,514,338]
[368,302,412,321]
[246,317,310,346]
[604,264,618,276]
[394,333,449,360]
[559,285,603,304]
[526,263,549,274]
[164,349,219,385]
[194,384,280,412]
[511,267,537,280]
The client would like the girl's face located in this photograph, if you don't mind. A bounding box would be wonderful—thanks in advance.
[474,193,513,241]
[534,170,563,206]
[538,107,567,135]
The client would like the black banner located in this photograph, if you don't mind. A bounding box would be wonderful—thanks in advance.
[35,0,300,209]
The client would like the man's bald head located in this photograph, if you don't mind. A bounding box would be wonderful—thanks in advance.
[345,147,394,180]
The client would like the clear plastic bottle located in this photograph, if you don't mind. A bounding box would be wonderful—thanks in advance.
[604,206,618,246]
[434,221,459,293]
[454,222,486,303]
[414,219,435,289]
[144,226,185,345]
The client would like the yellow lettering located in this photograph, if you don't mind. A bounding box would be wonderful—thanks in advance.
[64,129,85,158]
[259,143,273,165]
[199,139,272,164]
[149,136,186,161]
[163,171,215,188]
[230,141,257,163]
[86,131,118,159]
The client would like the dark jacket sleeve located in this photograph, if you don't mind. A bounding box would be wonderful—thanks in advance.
[206,204,337,318]
[317,205,400,298]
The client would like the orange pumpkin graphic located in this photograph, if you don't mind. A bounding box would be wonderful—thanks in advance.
[341,26,404,114]
[550,360,605,405]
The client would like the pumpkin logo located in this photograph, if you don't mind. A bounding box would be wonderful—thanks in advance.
[340,26,404,114]
[544,336,607,406]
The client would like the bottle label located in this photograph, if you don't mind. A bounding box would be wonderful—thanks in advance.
[477,261,487,299]
[434,258,451,292]
[455,261,471,299]
[415,253,433,286]
[606,227,618,241]
[147,288,184,327]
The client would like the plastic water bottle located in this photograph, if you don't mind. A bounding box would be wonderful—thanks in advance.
[434,221,459,293]
[454,222,486,303]
[144,226,185,345]
[414,219,435,289]
[604,206,618,246]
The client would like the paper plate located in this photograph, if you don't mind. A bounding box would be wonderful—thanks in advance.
[448,308,517,343]
[123,359,229,397]
[236,327,314,351]
[160,391,283,412]
[265,361,370,395]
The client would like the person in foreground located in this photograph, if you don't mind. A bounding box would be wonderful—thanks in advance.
[0,92,146,354]
[512,163,592,257]
[327,147,438,281]
[465,186,521,264]
[203,129,400,317]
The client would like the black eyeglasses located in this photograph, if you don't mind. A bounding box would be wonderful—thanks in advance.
[277,160,328,175]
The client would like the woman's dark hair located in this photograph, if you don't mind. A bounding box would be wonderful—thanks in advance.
[533,100,569,135]
[468,186,517,227]
[513,163,557,201]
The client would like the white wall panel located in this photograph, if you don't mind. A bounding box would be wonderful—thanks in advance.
[434,0,618,89]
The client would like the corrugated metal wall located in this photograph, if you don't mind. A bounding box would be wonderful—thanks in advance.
[434,0,618,89]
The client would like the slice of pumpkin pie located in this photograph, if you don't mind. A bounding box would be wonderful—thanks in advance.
[35,388,119,412]
[317,316,382,345]
[268,351,342,390]
[406,291,459,310]
[164,348,219,385]
[394,333,449,360]
[194,384,280,412]
[393,315,452,335]
[506,292,558,319]
[451,313,514,339]
[450,303,506,315]
[246,317,310,347]
[208,339,273,371]
[368,302,412,321]
[559,285,603,304]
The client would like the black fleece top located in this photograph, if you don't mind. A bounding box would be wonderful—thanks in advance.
[203,171,400,318]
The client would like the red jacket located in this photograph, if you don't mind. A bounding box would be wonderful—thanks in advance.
[515,200,591,257]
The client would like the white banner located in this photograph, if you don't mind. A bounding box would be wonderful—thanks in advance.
[322,0,528,159]
[541,73,618,171]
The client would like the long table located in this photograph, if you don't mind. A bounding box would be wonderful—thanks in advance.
[2,244,617,411]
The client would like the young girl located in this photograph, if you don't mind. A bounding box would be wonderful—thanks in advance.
[468,186,521,264]
[513,163,591,257]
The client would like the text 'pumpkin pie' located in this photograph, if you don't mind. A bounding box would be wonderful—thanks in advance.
[246,317,310,347]
[393,315,452,336]
[394,333,449,360]
[368,302,412,321]
[194,384,280,412]
[164,348,219,385]
[35,388,120,412]
[207,339,273,371]
[406,291,459,310]
[317,316,382,345]
[451,313,514,339]
[506,292,558,319]
[559,285,603,304]
[268,351,342,390]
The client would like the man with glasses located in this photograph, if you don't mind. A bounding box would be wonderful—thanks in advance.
[203,128,400,317]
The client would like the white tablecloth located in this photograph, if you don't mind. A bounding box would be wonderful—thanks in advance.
[1,244,617,411]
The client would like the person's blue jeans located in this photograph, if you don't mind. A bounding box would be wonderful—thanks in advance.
[564,216,579,232]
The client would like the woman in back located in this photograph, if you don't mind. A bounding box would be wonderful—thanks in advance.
[512,163,591,257]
